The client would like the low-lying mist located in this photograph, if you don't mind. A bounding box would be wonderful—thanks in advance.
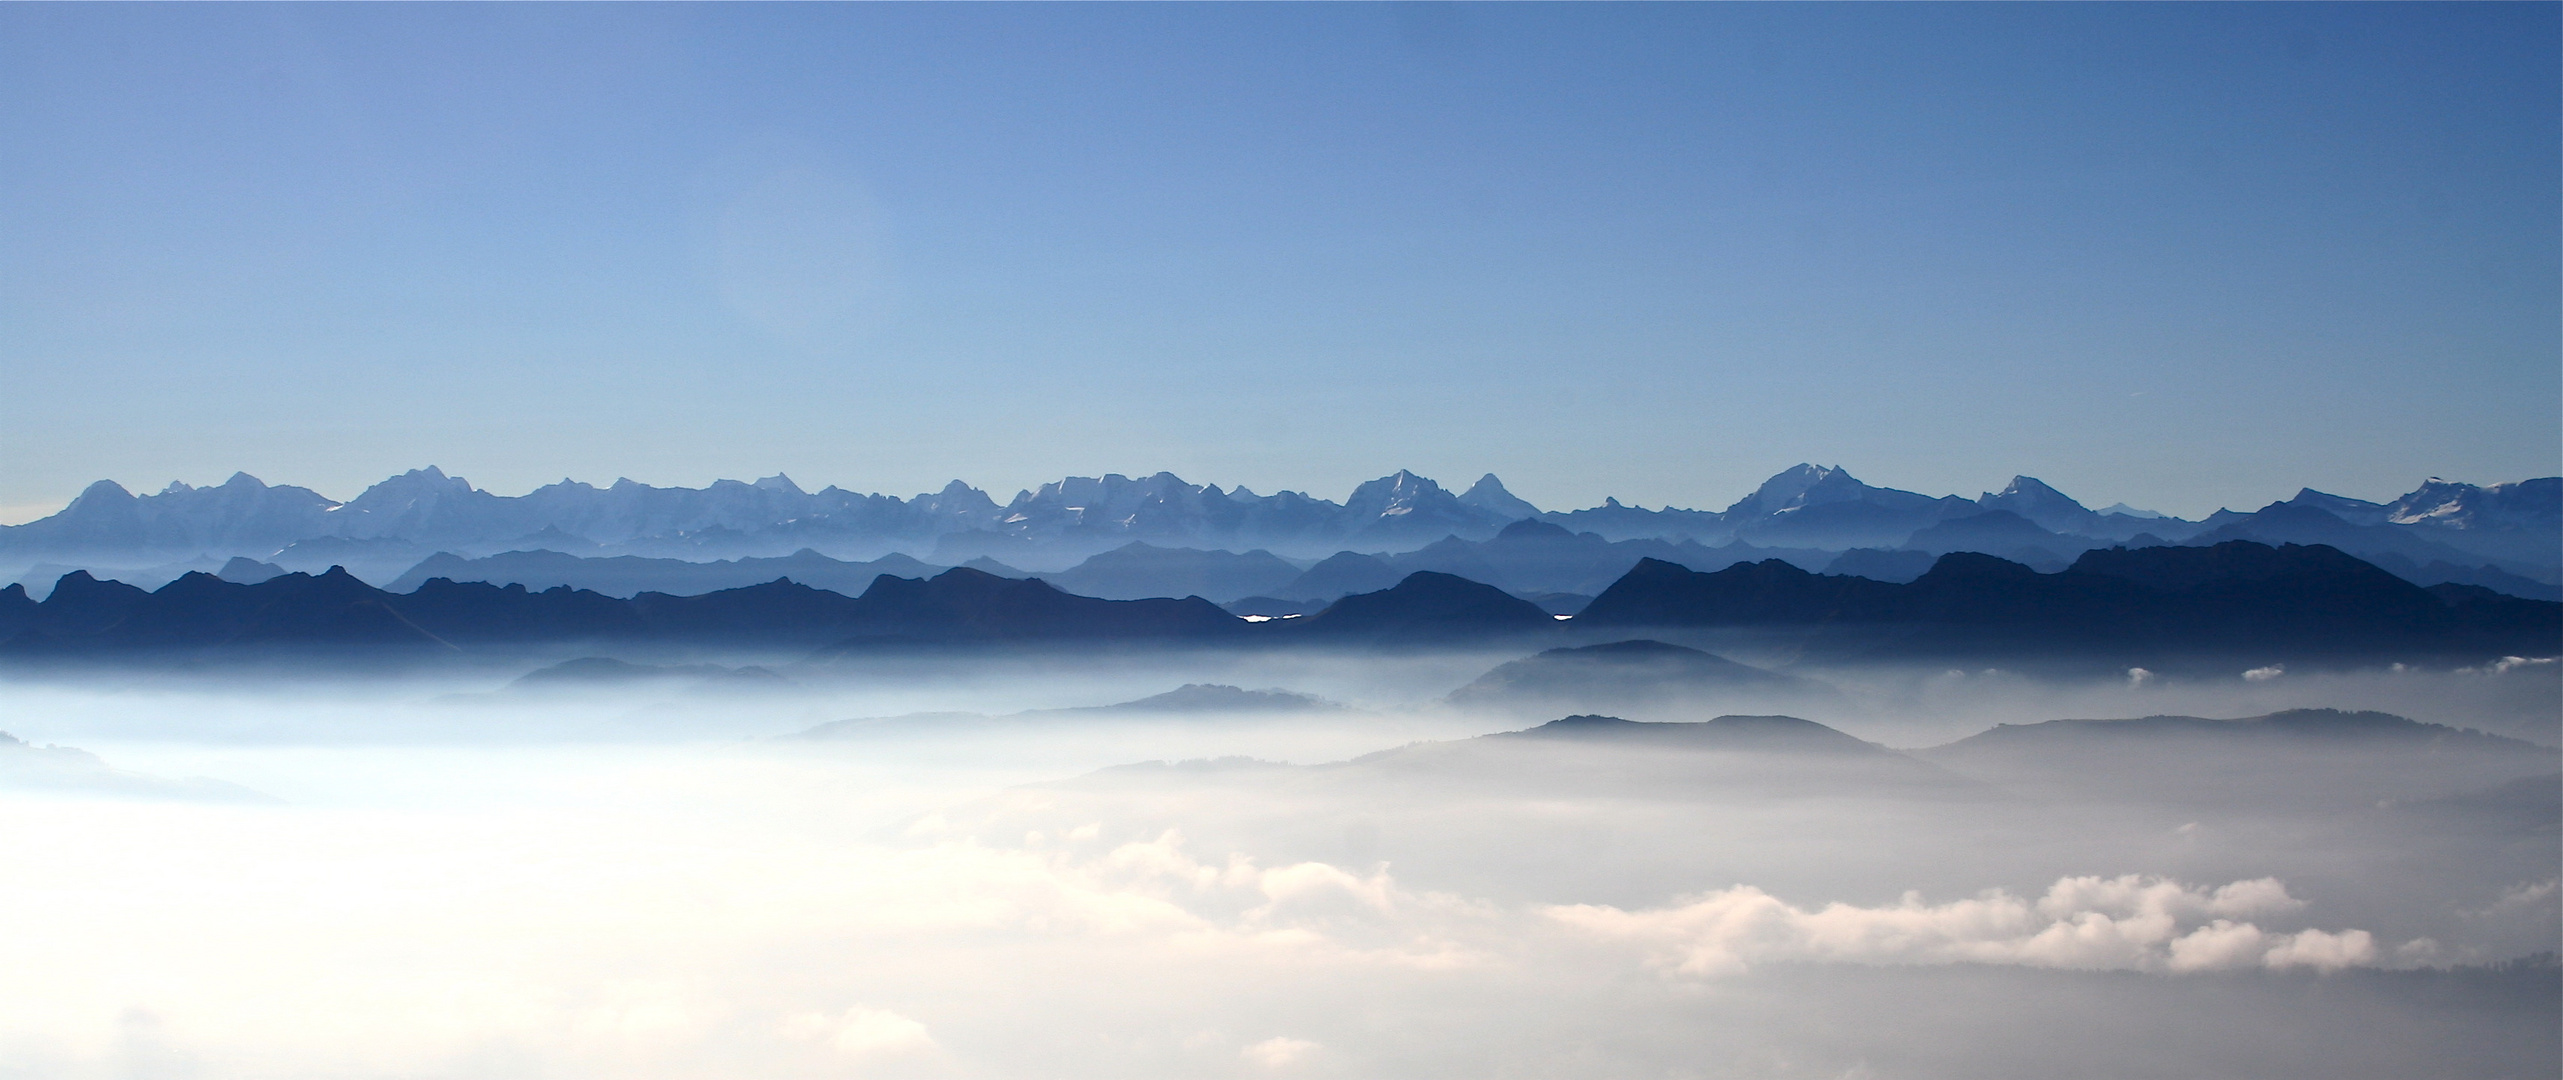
[0,645,2553,1078]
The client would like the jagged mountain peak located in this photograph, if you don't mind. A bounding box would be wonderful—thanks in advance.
[2384,476,2561,531]
[157,472,281,497]
[1023,472,1200,503]
[1359,468,1431,489]
[345,467,478,503]
[1723,464,1867,518]
[347,467,475,500]
[2385,478,2481,525]
[2291,487,2382,509]
[1976,476,2098,532]
[2278,488,2390,527]
[1459,473,1541,520]
[910,481,1001,519]
[1984,476,2074,502]
[530,477,601,497]
[1345,470,1450,510]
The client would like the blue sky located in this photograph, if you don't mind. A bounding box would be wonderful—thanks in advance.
[2,3,2554,520]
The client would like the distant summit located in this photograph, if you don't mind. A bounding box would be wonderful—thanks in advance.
[1087,684,1335,713]
[1497,712,1883,756]
[1977,476,2106,535]
[1458,474,1541,522]
[1916,708,2556,811]
[2386,477,2561,532]
[1720,463,1863,519]
[1447,639,1835,719]
[1289,571,1557,644]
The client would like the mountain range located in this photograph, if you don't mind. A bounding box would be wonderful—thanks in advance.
[6,466,2555,603]
[1031,706,2555,820]
[1576,543,2559,665]
[0,467,1548,569]
[1,540,2550,668]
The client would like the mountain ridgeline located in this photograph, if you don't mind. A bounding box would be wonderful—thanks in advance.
[6,467,2555,607]
[1578,544,2558,664]
[0,540,2551,668]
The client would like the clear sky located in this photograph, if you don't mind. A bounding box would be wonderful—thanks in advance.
[2,3,2555,522]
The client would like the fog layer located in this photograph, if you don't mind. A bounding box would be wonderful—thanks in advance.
[0,651,2552,1078]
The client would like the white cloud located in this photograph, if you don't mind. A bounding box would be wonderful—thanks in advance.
[2166,920,2268,971]
[2469,878,2560,917]
[851,827,1495,970]
[2241,665,2284,682]
[2261,929,2378,972]
[1544,875,2369,976]
[0,688,2504,1078]
[1242,1035,1319,1068]
[780,1005,939,1061]
[2458,656,2558,676]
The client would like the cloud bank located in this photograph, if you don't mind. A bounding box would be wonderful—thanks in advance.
[1545,874,2378,976]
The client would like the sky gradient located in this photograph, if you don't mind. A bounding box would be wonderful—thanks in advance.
[2,3,2555,521]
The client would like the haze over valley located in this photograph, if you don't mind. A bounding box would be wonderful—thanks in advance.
[1,635,2553,1078]
[2,3,2554,1077]
[0,459,2553,1076]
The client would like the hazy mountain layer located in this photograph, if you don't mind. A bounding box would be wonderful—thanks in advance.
[1915,708,2558,811]
[9,468,2552,602]
[383,548,947,598]
[2,541,2551,669]
[1576,543,2562,667]
[1445,639,1842,720]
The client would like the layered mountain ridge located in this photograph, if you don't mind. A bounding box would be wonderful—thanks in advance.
[7,466,2555,604]
[1,540,2550,669]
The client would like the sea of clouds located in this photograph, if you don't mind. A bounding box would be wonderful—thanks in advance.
[0,652,2550,1078]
